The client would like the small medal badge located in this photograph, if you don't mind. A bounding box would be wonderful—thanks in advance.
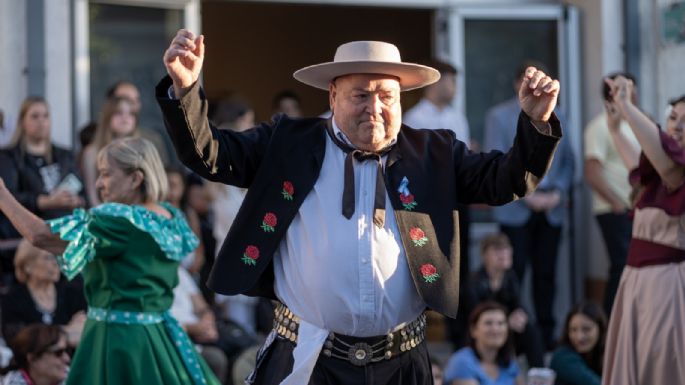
[397,177,417,210]
[242,245,260,266]
[282,181,295,201]
[261,212,277,232]
[409,227,428,247]
[420,263,440,283]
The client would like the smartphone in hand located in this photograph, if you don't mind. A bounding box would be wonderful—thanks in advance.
[55,173,83,195]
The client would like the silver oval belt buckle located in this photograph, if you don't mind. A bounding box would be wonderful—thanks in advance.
[348,342,373,366]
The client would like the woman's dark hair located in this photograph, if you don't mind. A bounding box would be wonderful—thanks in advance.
[468,301,514,367]
[669,94,685,107]
[6,324,66,371]
[560,302,607,374]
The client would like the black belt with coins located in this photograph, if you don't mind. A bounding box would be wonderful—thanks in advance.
[273,303,426,366]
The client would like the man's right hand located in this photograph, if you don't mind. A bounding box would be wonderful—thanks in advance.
[163,29,205,98]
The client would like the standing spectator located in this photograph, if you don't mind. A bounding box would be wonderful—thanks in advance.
[484,62,575,347]
[601,78,685,385]
[272,90,302,118]
[1,324,70,385]
[1,97,84,278]
[443,302,523,385]
[550,302,606,385]
[584,73,640,315]
[210,94,255,132]
[107,80,174,165]
[404,60,473,347]
[80,96,138,207]
[3,97,85,220]
[404,59,471,145]
[463,233,545,367]
[2,239,86,347]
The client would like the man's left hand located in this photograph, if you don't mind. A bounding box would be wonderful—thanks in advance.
[518,67,560,123]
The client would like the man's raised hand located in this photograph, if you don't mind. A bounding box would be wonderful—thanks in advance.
[518,66,560,123]
[163,29,205,98]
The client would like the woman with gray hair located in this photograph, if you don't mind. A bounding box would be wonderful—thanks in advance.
[0,137,220,385]
[1,239,86,348]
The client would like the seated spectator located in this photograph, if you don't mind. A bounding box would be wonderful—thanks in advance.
[0,324,70,385]
[171,266,258,384]
[1,240,86,347]
[432,358,445,385]
[464,233,545,367]
[444,302,523,385]
[185,173,217,305]
[166,167,204,275]
[550,302,606,385]
[170,266,228,383]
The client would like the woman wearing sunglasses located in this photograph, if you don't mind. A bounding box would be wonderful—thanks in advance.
[0,324,70,385]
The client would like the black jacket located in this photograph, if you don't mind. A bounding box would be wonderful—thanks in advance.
[156,76,561,318]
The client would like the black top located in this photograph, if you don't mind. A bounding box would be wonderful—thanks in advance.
[2,144,83,220]
[1,281,87,344]
[464,268,523,316]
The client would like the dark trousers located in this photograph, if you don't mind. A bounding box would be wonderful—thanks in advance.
[596,212,632,316]
[253,337,433,385]
[501,212,561,347]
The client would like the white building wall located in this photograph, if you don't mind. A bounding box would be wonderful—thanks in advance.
[0,0,28,135]
[655,0,685,123]
[45,0,73,148]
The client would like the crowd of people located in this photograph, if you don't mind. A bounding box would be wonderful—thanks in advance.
[0,28,681,385]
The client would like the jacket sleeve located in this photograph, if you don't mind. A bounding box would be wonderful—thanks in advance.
[454,111,562,205]
[155,76,274,188]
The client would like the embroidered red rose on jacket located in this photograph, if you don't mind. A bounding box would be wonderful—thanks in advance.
[420,263,440,283]
[409,227,428,247]
[242,245,260,266]
[400,193,417,210]
[261,212,277,232]
[282,181,294,201]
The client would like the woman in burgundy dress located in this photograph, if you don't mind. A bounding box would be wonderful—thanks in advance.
[602,76,685,385]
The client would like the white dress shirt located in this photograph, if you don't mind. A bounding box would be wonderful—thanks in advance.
[272,119,425,384]
[404,98,471,145]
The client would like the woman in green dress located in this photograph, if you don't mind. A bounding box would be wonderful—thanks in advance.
[0,137,220,385]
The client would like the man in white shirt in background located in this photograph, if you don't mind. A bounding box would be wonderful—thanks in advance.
[584,72,640,316]
[403,59,474,348]
[403,60,471,147]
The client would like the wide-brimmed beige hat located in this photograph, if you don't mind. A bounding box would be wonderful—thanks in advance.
[293,41,440,91]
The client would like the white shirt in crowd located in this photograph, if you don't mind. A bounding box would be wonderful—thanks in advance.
[404,98,471,145]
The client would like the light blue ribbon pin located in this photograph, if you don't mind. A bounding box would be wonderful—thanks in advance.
[398,176,410,196]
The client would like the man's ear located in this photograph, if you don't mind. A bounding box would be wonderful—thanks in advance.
[328,82,337,112]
